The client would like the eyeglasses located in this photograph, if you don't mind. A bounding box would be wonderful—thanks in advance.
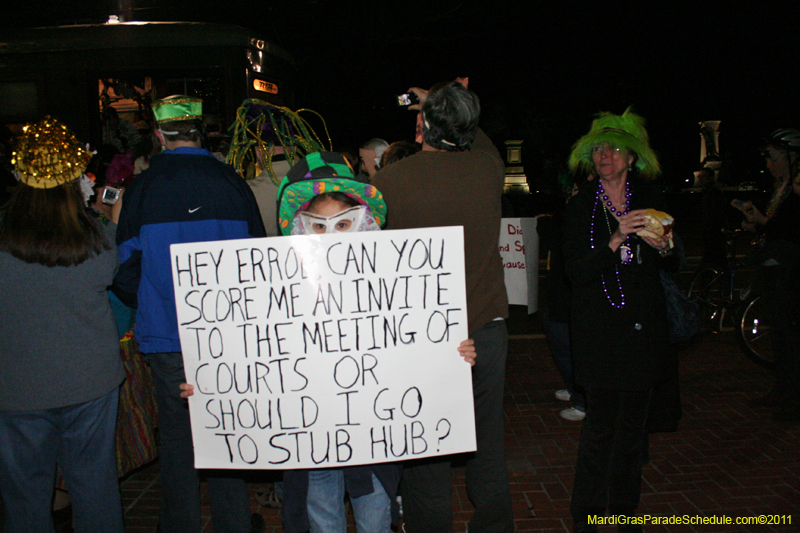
[591,143,623,156]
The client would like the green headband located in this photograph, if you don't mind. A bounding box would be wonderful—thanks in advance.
[152,95,203,124]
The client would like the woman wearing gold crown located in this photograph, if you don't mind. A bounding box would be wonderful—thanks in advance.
[0,118,125,532]
[563,108,674,533]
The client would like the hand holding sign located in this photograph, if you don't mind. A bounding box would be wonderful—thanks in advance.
[171,227,475,469]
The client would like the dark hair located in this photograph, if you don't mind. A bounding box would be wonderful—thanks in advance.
[306,191,361,212]
[421,82,480,151]
[158,119,204,144]
[380,141,420,168]
[0,182,111,266]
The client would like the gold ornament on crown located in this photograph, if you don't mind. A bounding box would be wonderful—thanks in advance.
[11,116,91,189]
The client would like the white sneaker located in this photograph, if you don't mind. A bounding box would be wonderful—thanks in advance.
[560,406,586,421]
[555,389,572,402]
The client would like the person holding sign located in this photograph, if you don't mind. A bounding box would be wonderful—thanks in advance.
[282,152,402,532]
[0,118,125,533]
[177,151,476,533]
[279,152,476,532]
[113,96,265,533]
[372,79,514,533]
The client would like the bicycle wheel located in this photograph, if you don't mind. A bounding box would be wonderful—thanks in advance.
[737,295,775,369]
[687,266,726,332]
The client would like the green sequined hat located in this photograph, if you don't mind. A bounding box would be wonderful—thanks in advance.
[568,107,660,178]
[276,152,386,235]
[152,95,203,124]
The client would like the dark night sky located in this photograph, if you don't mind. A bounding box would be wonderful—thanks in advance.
[3,1,799,187]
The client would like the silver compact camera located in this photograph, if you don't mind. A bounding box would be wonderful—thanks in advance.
[101,186,121,205]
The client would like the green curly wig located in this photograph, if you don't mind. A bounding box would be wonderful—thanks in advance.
[226,99,332,185]
[568,107,660,178]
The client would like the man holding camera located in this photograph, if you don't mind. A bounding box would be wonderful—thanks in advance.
[372,80,514,533]
[114,96,265,533]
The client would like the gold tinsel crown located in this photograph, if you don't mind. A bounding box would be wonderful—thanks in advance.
[11,117,91,189]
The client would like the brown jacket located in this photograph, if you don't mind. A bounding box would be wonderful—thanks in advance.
[372,130,508,334]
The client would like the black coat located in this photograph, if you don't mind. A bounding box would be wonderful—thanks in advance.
[563,179,673,391]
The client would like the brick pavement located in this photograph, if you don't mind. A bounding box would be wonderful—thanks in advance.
[502,331,799,533]
[3,330,798,532]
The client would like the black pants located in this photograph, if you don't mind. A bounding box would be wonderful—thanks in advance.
[571,388,652,524]
[147,352,251,533]
[761,265,800,406]
[401,320,514,533]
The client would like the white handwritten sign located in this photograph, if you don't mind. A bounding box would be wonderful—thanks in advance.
[499,217,539,313]
[170,227,475,469]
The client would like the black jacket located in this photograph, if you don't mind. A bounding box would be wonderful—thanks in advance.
[563,179,674,390]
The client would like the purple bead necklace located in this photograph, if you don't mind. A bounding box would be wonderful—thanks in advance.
[590,180,631,308]
[600,181,632,217]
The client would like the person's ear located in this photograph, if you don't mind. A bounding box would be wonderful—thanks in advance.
[415,113,424,144]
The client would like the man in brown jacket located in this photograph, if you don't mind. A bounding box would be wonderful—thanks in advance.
[372,79,513,533]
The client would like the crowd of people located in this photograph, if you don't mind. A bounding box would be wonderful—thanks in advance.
[0,76,797,533]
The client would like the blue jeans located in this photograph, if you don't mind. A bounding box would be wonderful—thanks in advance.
[542,308,585,411]
[147,352,251,533]
[0,388,123,533]
[306,470,391,533]
[401,320,514,533]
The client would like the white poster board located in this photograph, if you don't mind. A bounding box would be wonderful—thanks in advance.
[499,217,539,313]
[170,227,475,469]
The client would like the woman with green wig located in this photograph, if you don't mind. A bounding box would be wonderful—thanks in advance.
[562,108,674,532]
